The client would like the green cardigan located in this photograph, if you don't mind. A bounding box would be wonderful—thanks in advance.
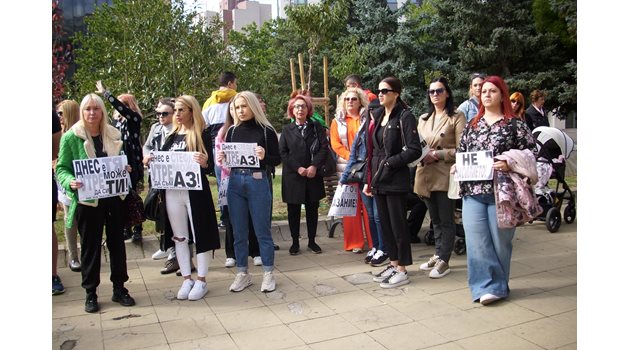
[55,123,124,228]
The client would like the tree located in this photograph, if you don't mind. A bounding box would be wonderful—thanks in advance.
[52,0,72,105]
[69,0,234,127]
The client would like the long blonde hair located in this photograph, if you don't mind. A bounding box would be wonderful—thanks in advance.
[232,91,274,130]
[57,99,80,133]
[172,95,207,156]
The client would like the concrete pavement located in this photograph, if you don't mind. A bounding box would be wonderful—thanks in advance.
[53,216,577,350]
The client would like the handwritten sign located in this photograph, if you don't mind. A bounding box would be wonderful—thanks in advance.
[454,150,494,181]
[149,151,202,190]
[221,143,260,168]
[218,177,229,207]
[327,184,358,217]
[73,155,130,201]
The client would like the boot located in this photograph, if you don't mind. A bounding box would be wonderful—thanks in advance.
[289,236,300,255]
[307,233,322,254]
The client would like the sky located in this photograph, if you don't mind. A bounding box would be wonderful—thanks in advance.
[188,0,280,18]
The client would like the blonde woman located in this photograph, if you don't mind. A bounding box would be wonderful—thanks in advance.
[457,73,486,122]
[330,88,373,256]
[216,91,281,293]
[150,95,221,301]
[56,93,135,313]
[56,99,81,272]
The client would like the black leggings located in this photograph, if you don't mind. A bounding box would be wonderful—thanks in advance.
[375,193,412,266]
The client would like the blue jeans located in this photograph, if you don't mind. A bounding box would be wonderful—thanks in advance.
[227,169,274,273]
[463,194,516,302]
[360,192,387,253]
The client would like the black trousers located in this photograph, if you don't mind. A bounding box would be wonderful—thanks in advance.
[424,191,456,263]
[224,206,260,259]
[287,201,319,241]
[406,193,428,238]
[76,196,129,292]
[375,193,412,266]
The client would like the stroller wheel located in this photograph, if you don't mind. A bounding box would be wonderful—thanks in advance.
[564,205,576,224]
[545,207,562,233]
[454,238,466,255]
[424,230,435,246]
[328,219,342,238]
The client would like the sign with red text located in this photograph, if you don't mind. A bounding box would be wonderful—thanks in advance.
[149,151,202,190]
[221,143,260,168]
[73,155,130,201]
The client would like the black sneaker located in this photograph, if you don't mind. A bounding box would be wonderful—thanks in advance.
[308,242,322,254]
[131,232,142,243]
[370,250,389,267]
[85,293,99,313]
[274,244,280,251]
[176,265,197,277]
[410,235,421,244]
[52,275,65,296]
[112,288,136,307]
[289,242,300,255]
[122,228,133,240]
[161,257,179,274]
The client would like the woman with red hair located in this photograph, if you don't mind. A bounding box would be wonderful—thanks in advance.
[509,92,526,120]
[452,76,536,305]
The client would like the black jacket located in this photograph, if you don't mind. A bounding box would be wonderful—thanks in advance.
[160,132,220,253]
[367,103,422,194]
[279,120,328,204]
[525,105,549,131]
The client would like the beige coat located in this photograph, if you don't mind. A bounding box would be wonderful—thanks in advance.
[413,110,466,197]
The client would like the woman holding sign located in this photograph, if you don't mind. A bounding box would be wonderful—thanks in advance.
[414,77,466,279]
[453,76,536,305]
[156,95,220,301]
[217,91,281,293]
[56,93,135,313]
[364,77,423,289]
[279,94,328,256]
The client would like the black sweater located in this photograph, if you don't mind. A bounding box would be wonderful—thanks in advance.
[225,118,281,171]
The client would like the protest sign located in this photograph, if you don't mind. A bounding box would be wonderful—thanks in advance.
[327,184,359,217]
[218,177,229,207]
[221,143,260,168]
[73,155,130,201]
[454,150,494,181]
[149,151,202,190]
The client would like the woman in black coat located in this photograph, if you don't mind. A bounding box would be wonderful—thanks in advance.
[279,94,329,255]
[364,77,423,289]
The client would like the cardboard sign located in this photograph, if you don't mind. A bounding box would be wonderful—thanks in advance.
[327,184,359,217]
[73,155,130,201]
[221,143,260,168]
[454,150,494,181]
[149,151,202,190]
[218,176,229,207]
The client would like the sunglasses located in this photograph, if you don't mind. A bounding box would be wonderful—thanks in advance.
[428,88,445,96]
[57,111,63,116]
[155,111,171,118]
[510,99,519,103]
[377,88,395,95]
[344,97,358,102]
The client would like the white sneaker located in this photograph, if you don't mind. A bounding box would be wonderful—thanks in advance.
[379,270,409,288]
[188,280,208,301]
[429,259,451,279]
[253,256,262,266]
[372,264,396,282]
[152,249,169,260]
[261,271,276,292]
[229,272,253,292]
[419,254,439,271]
[225,258,236,268]
[480,293,501,305]
[177,279,195,300]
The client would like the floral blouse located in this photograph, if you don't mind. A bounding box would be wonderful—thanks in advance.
[457,116,536,197]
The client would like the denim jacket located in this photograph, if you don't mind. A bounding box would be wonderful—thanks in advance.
[339,118,370,185]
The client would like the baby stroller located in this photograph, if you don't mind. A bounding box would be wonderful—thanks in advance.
[531,126,577,233]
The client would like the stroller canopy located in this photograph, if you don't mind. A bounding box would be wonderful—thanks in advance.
[532,126,575,161]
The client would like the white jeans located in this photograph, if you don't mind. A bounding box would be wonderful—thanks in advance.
[165,189,210,277]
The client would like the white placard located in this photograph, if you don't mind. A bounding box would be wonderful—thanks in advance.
[218,176,229,207]
[327,184,359,217]
[221,143,260,168]
[73,155,131,201]
[149,151,202,190]
[454,150,494,181]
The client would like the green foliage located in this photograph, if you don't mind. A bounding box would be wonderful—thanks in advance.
[69,0,234,135]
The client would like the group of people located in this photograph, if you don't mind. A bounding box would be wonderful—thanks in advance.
[52,70,544,312]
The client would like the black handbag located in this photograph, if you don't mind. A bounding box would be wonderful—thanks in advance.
[346,160,367,183]
[143,187,166,232]
[318,147,337,177]
[124,188,146,227]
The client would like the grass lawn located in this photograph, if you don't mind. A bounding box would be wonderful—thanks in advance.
[54,173,577,243]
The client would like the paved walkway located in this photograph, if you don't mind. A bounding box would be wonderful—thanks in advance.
[53,217,576,350]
